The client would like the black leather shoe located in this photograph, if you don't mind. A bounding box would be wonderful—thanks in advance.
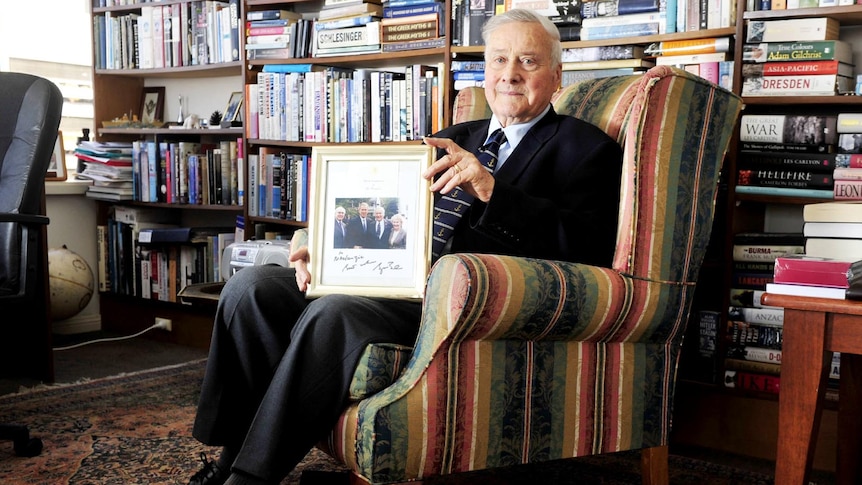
[189,452,228,485]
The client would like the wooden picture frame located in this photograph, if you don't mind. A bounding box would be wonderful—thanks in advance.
[45,131,66,181]
[140,86,165,125]
[223,91,244,122]
[306,145,434,300]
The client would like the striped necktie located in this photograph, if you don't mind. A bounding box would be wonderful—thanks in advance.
[431,129,507,259]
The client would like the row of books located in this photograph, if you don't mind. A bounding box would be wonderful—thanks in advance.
[747,0,861,11]
[94,0,241,71]
[125,139,244,206]
[735,114,862,200]
[97,205,239,298]
[740,16,855,97]
[248,63,442,143]
[246,148,311,222]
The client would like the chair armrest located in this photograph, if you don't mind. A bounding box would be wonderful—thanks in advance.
[419,253,630,346]
[0,213,49,226]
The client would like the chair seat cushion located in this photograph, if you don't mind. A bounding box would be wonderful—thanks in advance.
[349,342,412,401]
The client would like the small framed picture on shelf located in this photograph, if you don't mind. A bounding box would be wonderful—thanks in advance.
[223,91,243,123]
[305,145,434,300]
[45,131,66,181]
[140,86,165,125]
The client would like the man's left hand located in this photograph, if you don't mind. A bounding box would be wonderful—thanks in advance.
[423,136,495,203]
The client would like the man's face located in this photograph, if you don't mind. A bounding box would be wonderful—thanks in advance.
[335,208,345,221]
[359,204,369,217]
[374,210,384,221]
[484,22,561,127]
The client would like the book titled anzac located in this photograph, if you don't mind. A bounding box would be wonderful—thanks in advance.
[742,40,853,64]
[728,305,784,326]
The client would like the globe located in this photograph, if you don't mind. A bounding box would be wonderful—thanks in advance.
[49,246,95,321]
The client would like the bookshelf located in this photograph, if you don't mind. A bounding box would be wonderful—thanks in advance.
[89,0,246,347]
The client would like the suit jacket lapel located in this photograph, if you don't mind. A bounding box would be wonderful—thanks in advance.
[495,107,559,184]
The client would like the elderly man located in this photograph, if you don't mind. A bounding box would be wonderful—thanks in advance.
[188,9,622,485]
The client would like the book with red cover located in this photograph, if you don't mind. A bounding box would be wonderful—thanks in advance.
[773,254,862,288]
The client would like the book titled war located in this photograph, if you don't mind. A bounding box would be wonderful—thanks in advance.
[739,114,837,152]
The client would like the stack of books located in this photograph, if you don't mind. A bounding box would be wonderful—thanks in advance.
[451,59,484,91]
[648,37,733,87]
[74,141,134,201]
[800,200,862,265]
[311,0,385,58]
[244,9,300,60]
[579,0,670,41]
[740,17,855,97]
[560,44,654,86]
[835,113,862,200]
[765,253,862,300]
[724,232,804,394]
[380,0,445,53]
[735,113,838,199]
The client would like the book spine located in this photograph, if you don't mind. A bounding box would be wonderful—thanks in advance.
[832,167,862,180]
[836,153,862,168]
[451,60,485,71]
[562,45,644,62]
[724,370,781,394]
[736,168,834,189]
[247,10,292,21]
[727,345,783,364]
[247,26,291,35]
[837,112,862,133]
[740,141,834,154]
[743,40,850,63]
[840,134,862,154]
[741,74,844,96]
[381,37,446,52]
[724,357,781,375]
[581,0,661,18]
[738,152,836,171]
[732,244,804,261]
[739,114,837,145]
[726,320,783,349]
[382,28,438,42]
[731,270,773,289]
[384,2,443,17]
[833,179,862,199]
[742,60,847,77]
[580,22,662,40]
[746,18,836,43]
[728,305,785,326]
[314,22,381,50]
[734,185,835,199]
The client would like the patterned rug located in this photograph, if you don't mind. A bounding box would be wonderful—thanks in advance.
[0,359,826,484]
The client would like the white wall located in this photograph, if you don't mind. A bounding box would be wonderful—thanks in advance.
[0,0,92,68]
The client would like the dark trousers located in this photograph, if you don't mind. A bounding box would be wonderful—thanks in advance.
[192,264,421,481]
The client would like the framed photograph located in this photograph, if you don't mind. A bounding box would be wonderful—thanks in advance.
[45,131,66,181]
[306,145,435,300]
[223,91,244,122]
[140,86,165,125]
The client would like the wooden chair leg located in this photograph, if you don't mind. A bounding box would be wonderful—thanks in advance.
[641,445,669,485]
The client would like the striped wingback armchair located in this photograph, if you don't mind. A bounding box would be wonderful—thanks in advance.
[320,66,742,484]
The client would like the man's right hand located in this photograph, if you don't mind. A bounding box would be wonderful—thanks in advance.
[289,245,310,292]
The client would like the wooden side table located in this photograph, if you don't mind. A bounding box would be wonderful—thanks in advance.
[760,293,862,485]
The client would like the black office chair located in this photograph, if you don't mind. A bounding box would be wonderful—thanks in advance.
[0,72,63,457]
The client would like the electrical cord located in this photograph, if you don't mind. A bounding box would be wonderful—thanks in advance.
[52,322,167,351]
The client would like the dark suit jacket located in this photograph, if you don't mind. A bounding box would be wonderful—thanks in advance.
[344,216,373,248]
[433,107,622,267]
[334,219,347,248]
[369,220,392,249]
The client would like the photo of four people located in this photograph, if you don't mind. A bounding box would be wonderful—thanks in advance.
[333,200,407,250]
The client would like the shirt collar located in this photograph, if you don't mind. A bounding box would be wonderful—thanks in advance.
[486,104,551,168]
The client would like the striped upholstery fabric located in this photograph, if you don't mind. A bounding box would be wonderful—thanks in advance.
[325,66,742,484]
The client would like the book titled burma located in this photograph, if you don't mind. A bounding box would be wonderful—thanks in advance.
[742,40,853,64]
[773,254,862,288]
[732,232,805,262]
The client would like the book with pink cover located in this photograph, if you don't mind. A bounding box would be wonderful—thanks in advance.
[773,254,862,288]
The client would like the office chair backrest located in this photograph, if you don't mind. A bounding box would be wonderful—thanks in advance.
[0,72,63,295]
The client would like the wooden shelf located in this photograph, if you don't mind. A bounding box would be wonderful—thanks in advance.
[94,61,243,78]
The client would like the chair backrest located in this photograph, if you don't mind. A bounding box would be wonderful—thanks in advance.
[0,72,64,295]
[457,66,742,285]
